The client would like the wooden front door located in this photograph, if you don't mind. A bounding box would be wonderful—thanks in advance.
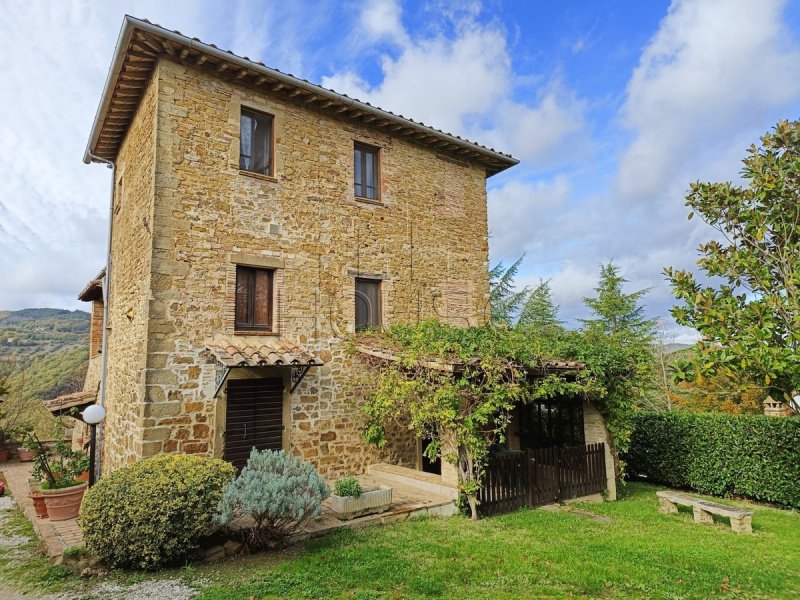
[224,377,284,471]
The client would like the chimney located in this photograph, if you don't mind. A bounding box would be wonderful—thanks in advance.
[763,396,788,417]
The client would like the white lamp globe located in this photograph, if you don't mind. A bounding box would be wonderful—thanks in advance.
[82,404,106,425]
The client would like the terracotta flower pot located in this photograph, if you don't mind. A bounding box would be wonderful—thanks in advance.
[76,470,89,483]
[29,491,48,518]
[17,448,37,462]
[0,448,9,463]
[40,482,87,521]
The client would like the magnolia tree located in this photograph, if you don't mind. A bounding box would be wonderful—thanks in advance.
[665,120,800,410]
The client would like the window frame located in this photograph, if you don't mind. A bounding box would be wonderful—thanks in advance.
[234,265,275,332]
[239,107,275,177]
[355,277,382,331]
[354,142,381,201]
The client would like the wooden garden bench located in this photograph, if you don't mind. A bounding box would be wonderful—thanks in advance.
[656,490,753,534]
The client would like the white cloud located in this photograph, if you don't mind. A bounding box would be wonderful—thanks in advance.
[616,0,800,201]
[479,86,586,163]
[322,2,585,155]
[488,176,572,260]
[359,0,409,45]
[324,20,512,133]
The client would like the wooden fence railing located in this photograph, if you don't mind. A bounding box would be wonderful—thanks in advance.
[478,443,607,516]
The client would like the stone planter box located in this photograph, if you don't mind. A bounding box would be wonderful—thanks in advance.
[331,485,392,520]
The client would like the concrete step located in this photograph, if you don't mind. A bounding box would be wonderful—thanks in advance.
[367,463,458,500]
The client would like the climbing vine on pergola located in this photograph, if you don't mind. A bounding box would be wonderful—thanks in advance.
[352,321,594,520]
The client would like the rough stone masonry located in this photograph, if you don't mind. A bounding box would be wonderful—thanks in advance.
[95,48,507,479]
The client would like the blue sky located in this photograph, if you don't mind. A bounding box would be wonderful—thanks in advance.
[1,1,799,342]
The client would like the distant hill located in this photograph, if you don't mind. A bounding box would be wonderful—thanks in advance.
[664,343,693,354]
[0,309,90,440]
[0,308,89,367]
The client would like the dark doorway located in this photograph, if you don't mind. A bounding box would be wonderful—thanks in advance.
[224,377,284,471]
[421,436,441,475]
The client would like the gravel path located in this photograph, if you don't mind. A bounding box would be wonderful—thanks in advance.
[1,492,196,600]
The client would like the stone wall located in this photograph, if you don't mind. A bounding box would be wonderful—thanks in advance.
[89,300,104,357]
[99,69,158,472]
[583,400,617,500]
[101,56,492,478]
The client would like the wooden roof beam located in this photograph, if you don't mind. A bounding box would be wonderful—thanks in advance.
[196,55,208,67]
[160,40,176,56]
[134,34,163,54]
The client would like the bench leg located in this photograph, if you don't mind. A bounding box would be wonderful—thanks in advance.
[659,498,678,514]
[693,505,713,525]
[730,515,752,534]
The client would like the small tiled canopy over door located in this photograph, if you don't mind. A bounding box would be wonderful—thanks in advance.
[224,378,283,470]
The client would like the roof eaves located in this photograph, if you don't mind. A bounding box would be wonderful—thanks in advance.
[84,16,519,174]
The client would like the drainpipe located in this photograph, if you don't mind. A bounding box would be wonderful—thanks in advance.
[87,153,116,483]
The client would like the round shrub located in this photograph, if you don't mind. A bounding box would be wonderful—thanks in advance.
[80,453,235,569]
[216,449,330,549]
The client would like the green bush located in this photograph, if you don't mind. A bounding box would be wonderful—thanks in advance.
[216,449,330,549]
[80,453,235,569]
[625,412,800,508]
[334,476,362,498]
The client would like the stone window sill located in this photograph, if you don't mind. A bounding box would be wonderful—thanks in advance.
[233,330,279,336]
[355,196,384,207]
[239,169,279,184]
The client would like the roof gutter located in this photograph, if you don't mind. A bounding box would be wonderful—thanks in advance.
[84,16,519,171]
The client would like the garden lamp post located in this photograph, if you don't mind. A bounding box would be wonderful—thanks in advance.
[82,404,106,487]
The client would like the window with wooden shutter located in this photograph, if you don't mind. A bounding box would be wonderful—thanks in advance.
[235,266,274,331]
[355,278,381,331]
[354,143,380,200]
[240,108,273,176]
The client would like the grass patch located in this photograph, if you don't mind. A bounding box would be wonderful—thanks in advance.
[193,483,800,599]
[0,500,84,595]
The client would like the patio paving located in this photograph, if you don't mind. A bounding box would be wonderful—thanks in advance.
[1,460,455,561]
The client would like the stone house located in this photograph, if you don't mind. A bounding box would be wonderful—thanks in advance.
[72,16,616,501]
[80,16,515,479]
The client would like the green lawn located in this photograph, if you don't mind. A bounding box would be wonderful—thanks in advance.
[2,482,799,599]
[194,483,800,599]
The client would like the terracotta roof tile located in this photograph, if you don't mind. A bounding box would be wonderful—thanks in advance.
[44,391,97,415]
[207,336,322,368]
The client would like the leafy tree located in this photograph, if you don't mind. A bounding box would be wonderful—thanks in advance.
[672,375,765,415]
[665,120,800,409]
[489,255,528,324]
[517,279,563,336]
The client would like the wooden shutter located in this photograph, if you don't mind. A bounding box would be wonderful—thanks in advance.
[224,378,284,471]
[235,266,273,331]
[355,278,381,331]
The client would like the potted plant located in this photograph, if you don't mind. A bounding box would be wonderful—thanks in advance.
[331,476,392,520]
[28,484,48,518]
[27,413,89,521]
[18,428,38,462]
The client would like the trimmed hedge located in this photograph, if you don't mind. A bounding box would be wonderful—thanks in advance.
[80,453,235,569]
[625,412,800,509]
